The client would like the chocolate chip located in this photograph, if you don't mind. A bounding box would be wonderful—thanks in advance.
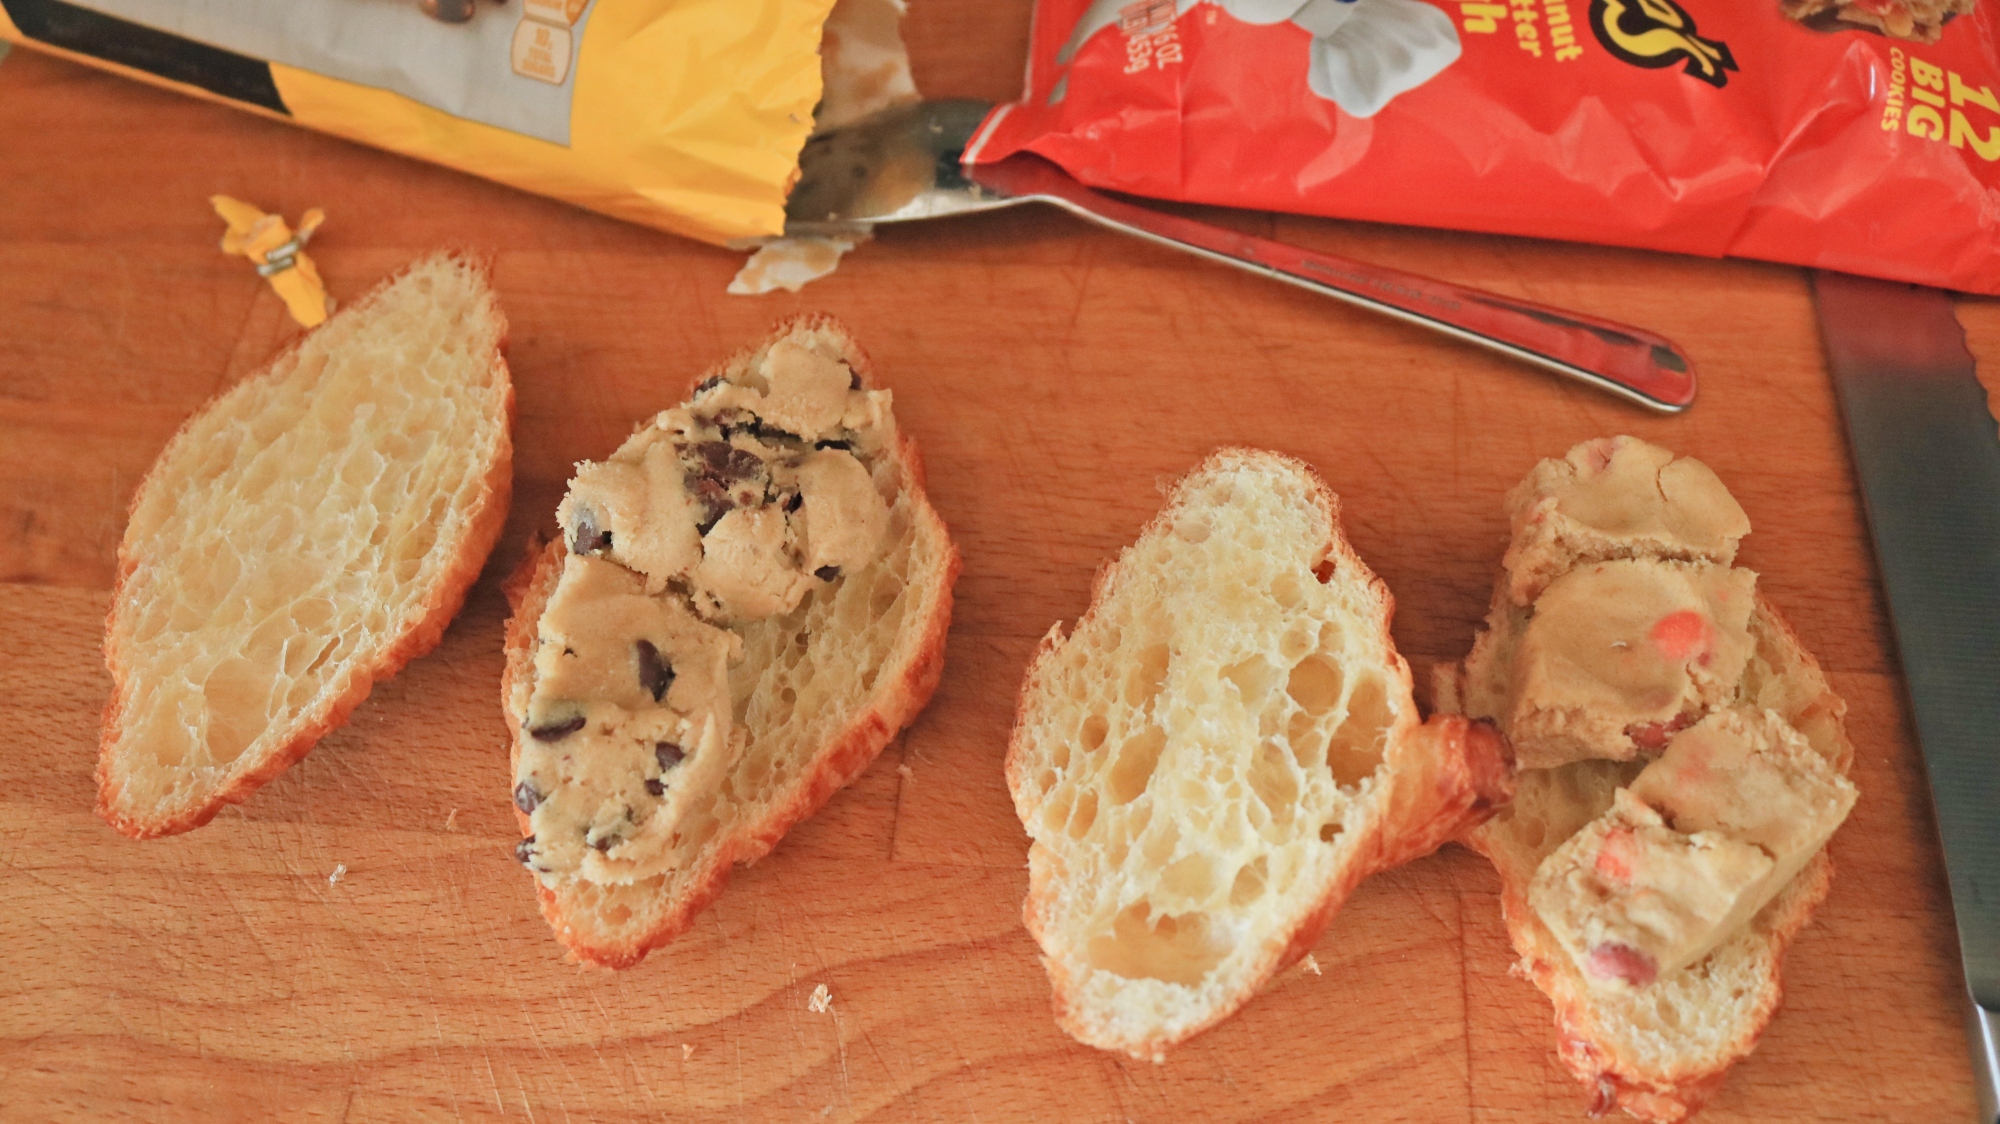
[814,565,841,582]
[590,832,619,853]
[656,742,685,770]
[691,476,733,534]
[685,441,770,533]
[636,639,675,702]
[814,439,852,452]
[528,713,587,742]
[513,781,542,814]
[717,415,799,444]
[694,440,765,482]
[571,507,613,555]
[644,778,665,796]
[514,836,537,865]
[693,375,726,396]
[1625,712,1697,751]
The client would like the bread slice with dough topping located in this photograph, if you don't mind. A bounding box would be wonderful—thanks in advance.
[503,317,957,967]
[1005,448,1513,1060]
[1436,436,1855,1122]
[98,252,513,837]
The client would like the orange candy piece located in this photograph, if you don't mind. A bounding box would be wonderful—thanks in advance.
[1594,828,1637,883]
[1649,609,1713,664]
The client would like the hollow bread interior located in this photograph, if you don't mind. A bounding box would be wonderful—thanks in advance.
[101,253,510,835]
[1009,449,1425,1057]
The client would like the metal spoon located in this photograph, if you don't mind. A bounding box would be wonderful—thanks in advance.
[786,99,1697,413]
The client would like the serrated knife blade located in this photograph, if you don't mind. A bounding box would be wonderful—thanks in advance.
[1814,270,2000,1124]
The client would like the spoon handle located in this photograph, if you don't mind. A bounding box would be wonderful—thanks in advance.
[970,155,1697,413]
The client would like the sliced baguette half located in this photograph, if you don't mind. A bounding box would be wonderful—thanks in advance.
[502,318,958,967]
[1005,448,1513,1061]
[99,252,513,837]
[1441,601,1851,1123]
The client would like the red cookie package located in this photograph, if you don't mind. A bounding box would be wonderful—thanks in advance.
[969,0,2000,293]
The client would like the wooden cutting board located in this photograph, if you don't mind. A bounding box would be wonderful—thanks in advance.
[2,8,1996,1119]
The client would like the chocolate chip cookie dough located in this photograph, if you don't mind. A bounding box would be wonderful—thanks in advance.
[517,333,898,889]
[513,553,738,885]
[556,336,894,622]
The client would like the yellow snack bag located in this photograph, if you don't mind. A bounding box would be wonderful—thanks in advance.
[0,0,837,244]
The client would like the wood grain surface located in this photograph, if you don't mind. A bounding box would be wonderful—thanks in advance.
[3,7,1997,1120]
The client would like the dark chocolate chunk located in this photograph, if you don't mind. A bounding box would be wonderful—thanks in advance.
[655,742,686,770]
[685,440,772,533]
[528,713,587,742]
[513,781,542,814]
[514,836,537,865]
[783,491,804,512]
[644,778,666,796]
[691,476,733,534]
[590,832,619,853]
[635,639,675,702]
[693,440,764,482]
[571,506,613,555]
[814,565,841,582]
[693,375,726,396]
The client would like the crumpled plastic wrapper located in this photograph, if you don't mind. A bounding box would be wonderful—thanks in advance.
[729,0,918,295]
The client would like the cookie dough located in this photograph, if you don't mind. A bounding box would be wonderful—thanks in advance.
[518,333,906,889]
[1629,706,1857,887]
[556,336,896,622]
[1530,708,1857,991]
[515,553,741,885]
[1477,559,1757,770]
[1780,0,1973,42]
[1502,436,1749,607]
[1530,788,1771,991]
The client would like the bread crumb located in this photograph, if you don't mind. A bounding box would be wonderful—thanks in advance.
[445,809,459,831]
[1301,954,1321,976]
[808,983,833,1013]
[328,864,347,886]
[681,1044,695,1060]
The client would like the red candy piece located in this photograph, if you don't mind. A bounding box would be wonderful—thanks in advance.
[1649,610,1712,663]
[1586,942,1660,988]
[1625,711,1697,751]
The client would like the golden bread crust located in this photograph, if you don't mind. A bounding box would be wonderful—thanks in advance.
[98,252,513,838]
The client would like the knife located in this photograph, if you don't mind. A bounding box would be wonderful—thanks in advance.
[1813,270,2000,1124]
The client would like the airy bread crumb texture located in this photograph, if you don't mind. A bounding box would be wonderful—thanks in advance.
[508,321,956,966]
[1009,448,1509,1060]
[100,253,512,837]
